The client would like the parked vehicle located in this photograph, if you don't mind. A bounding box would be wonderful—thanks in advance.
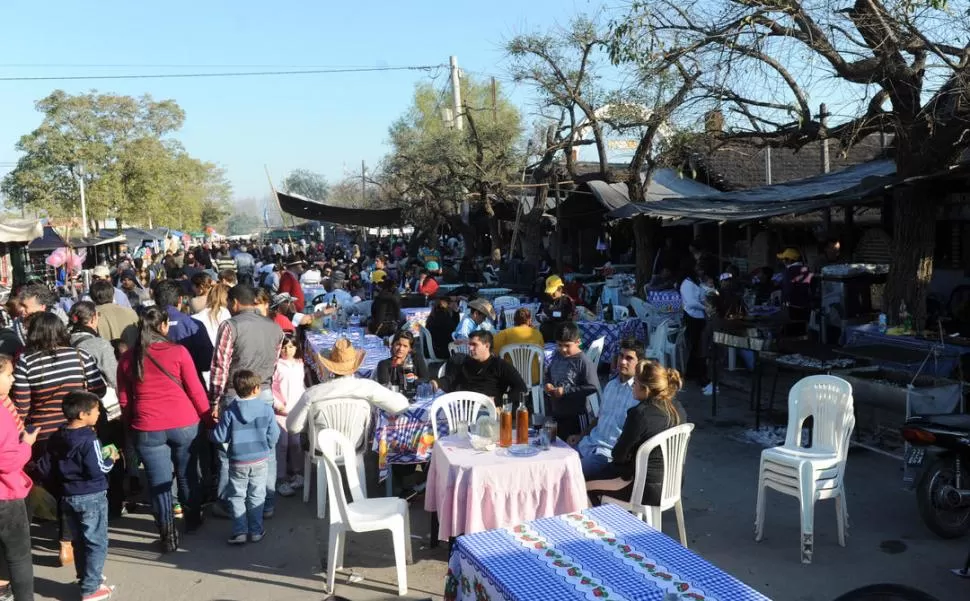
[901,414,970,538]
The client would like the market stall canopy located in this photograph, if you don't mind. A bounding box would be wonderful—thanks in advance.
[277,191,403,227]
[561,168,721,221]
[0,219,43,243]
[29,226,125,252]
[607,159,899,222]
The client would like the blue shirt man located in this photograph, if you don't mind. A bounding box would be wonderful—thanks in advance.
[569,340,643,481]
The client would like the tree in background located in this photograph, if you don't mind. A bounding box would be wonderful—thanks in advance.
[1,90,231,231]
[281,168,330,202]
[381,76,523,255]
[611,0,970,327]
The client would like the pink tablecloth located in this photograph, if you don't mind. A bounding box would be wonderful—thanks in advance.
[424,435,588,541]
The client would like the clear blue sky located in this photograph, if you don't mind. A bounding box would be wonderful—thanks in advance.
[0,0,604,203]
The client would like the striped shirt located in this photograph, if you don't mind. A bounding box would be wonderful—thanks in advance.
[12,347,107,439]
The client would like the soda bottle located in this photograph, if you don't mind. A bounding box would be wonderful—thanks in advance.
[516,397,530,445]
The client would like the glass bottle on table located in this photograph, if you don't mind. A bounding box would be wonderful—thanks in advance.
[499,403,513,448]
[516,395,530,445]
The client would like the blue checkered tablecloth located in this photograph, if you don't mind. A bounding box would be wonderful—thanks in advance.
[373,391,449,480]
[304,328,390,378]
[302,285,327,304]
[647,290,683,314]
[402,307,431,334]
[445,504,772,601]
[577,318,646,363]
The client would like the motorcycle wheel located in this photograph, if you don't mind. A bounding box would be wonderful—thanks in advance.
[916,456,970,539]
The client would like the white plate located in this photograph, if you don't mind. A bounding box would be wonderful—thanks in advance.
[507,444,540,457]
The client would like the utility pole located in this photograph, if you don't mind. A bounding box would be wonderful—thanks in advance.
[450,55,463,131]
[77,167,89,238]
[361,160,366,206]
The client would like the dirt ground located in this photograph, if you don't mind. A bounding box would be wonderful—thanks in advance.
[29,386,970,601]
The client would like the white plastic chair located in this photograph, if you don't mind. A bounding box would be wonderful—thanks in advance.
[419,325,442,363]
[645,319,670,366]
[500,343,545,416]
[586,423,694,547]
[755,375,855,563]
[612,305,630,321]
[629,296,650,321]
[430,391,497,436]
[492,295,518,310]
[317,430,412,596]
[586,336,606,366]
[502,306,519,329]
[663,324,687,374]
[448,340,469,357]
[304,398,372,519]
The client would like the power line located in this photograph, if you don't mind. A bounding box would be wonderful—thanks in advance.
[0,64,444,82]
[0,63,406,69]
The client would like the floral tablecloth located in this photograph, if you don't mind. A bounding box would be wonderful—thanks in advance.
[445,503,773,601]
[304,328,389,379]
[373,391,448,481]
[426,435,588,541]
[577,318,647,363]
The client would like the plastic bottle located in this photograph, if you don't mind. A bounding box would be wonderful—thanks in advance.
[516,398,530,445]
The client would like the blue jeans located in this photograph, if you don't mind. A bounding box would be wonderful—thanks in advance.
[134,424,201,527]
[63,491,108,595]
[228,460,268,536]
[216,390,275,512]
[580,451,620,481]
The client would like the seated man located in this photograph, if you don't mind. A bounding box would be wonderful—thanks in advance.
[433,330,527,402]
[545,322,600,438]
[452,298,495,340]
[566,338,643,480]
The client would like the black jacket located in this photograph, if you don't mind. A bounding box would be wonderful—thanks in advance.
[375,352,430,387]
[425,310,459,358]
[437,355,527,401]
[611,399,687,484]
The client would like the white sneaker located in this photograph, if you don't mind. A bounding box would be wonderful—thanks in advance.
[702,383,717,396]
[289,475,305,490]
[277,482,296,497]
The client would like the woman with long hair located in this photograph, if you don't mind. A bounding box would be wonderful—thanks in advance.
[117,306,211,551]
[11,311,106,566]
[610,360,687,506]
[192,283,231,347]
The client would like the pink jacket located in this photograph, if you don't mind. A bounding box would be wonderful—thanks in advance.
[272,359,306,429]
[0,400,32,501]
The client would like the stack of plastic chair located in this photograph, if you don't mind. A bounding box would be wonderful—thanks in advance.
[318,430,412,596]
[755,375,855,563]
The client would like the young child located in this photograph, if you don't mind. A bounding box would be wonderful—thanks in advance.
[210,370,279,545]
[545,322,600,438]
[271,334,306,497]
[42,391,117,601]
[0,354,37,601]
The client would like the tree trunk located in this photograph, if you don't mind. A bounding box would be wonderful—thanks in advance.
[632,214,661,294]
[884,184,937,330]
[520,187,548,265]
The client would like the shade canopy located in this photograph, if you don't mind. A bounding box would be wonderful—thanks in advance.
[277,191,403,227]
[0,219,43,244]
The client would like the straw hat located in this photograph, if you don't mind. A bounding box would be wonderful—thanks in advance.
[467,298,495,320]
[776,248,801,261]
[545,274,564,295]
[316,338,365,377]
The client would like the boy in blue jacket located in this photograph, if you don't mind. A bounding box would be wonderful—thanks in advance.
[42,391,118,601]
[210,370,279,545]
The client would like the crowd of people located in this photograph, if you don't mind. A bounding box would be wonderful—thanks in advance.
[0,230,723,601]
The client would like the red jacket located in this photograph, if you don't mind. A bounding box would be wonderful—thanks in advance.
[419,277,440,297]
[0,399,32,501]
[117,342,211,432]
[278,271,305,312]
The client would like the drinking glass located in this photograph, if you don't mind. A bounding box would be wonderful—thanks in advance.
[542,418,558,445]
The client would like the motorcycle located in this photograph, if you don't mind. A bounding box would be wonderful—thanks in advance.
[901,413,970,538]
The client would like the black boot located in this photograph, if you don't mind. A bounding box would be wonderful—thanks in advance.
[185,508,204,534]
[159,522,180,553]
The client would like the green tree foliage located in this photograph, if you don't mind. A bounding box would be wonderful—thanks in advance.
[225,213,261,236]
[281,169,330,202]
[1,90,231,230]
[381,76,523,247]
